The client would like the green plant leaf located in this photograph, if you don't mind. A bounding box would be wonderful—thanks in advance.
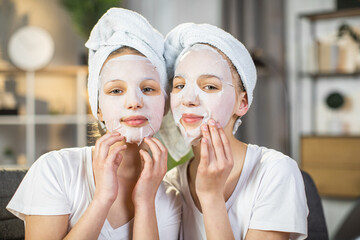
[61,0,122,38]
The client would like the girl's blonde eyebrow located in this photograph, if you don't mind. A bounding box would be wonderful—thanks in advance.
[198,74,234,87]
[198,74,224,82]
[140,77,157,81]
[106,79,124,82]
[173,74,185,79]
[174,74,221,80]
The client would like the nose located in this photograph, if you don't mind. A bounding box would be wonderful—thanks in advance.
[125,88,144,110]
[182,86,200,107]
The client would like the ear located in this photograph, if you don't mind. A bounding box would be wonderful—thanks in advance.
[97,108,104,122]
[234,92,249,117]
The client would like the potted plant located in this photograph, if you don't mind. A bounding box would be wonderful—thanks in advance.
[61,0,122,64]
[2,146,15,165]
[61,0,123,39]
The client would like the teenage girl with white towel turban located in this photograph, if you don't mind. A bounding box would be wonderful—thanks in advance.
[7,8,181,239]
[164,23,308,240]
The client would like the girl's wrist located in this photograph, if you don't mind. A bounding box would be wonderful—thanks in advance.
[198,193,225,209]
[92,193,115,209]
[133,199,156,212]
[133,190,157,207]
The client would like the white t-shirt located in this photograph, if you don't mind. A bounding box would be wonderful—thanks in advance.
[7,147,181,240]
[165,144,308,240]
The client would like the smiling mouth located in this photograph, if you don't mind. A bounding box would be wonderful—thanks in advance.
[121,116,148,127]
[181,114,204,124]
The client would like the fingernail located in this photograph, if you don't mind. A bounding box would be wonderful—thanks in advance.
[202,137,207,143]
[201,125,208,131]
[209,119,216,126]
[216,123,221,128]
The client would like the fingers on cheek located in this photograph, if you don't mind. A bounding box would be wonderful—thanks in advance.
[200,138,210,166]
[140,150,153,166]
[140,151,154,180]
[115,146,126,164]
[114,156,122,166]
[144,138,160,160]
[201,124,210,139]
[151,138,167,153]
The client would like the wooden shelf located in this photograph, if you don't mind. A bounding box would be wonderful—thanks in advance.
[299,71,360,79]
[301,136,360,198]
[0,114,95,125]
[0,116,27,125]
[300,8,360,21]
[301,135,360,138]
[0,65,88,75]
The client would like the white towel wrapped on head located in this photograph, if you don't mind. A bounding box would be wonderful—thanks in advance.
[85,7,167,119]
[164,23,257,107]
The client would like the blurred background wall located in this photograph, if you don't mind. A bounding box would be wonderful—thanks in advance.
[0,0,84,65]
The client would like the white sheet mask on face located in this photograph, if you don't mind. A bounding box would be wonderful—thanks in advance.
[171,44,236,146]
[99,55,165,145]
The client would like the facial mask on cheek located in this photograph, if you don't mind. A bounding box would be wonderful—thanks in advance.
[171,82,210,146]
[171,44,236,146]
[101,95,164,145]
[171,82,235,146]
[99,55,165,145]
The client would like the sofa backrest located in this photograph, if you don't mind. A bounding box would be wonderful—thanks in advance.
[0,169,27,240]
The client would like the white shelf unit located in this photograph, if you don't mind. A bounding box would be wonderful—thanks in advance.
[296,9,360,198]
[0,66,92,167]
[296,9,360,134]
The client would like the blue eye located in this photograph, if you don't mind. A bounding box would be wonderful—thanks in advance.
[204,85,218,90]
[110,89,123,94]
[174,84,185,90]
[142,87,155,93]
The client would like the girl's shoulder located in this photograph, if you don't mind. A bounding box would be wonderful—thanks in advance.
[6,147,92,220]
[24,147,93,188]
[32,146,92,172]
[247,144,297,167]
[245,144,301,180]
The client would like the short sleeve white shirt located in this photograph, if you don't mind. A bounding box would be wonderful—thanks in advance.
[165,144,308,240]
[7,147,181,240]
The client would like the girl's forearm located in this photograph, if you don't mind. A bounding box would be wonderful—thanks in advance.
[133,201,159,240]
[200,195,235,240]
[64,197,112,240]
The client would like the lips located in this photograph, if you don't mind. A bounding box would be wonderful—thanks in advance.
[181,114,204,124]
[121,115,148,127]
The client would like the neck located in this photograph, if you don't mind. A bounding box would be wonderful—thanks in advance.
[116,141,148,181]
[92,139,147,182]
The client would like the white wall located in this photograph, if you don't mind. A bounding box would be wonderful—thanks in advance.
[124,0,222,36]
[286,0,359,239]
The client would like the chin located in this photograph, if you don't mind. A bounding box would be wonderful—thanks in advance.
[190,136,202,146]
[181,121,202,131]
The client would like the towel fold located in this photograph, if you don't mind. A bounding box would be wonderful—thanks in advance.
[85,8,167,119]
[164,23,257,107]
